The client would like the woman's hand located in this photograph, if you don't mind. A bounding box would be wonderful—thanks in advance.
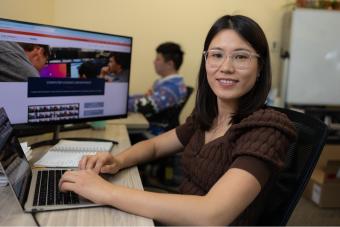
[78,152,122,174]
[59,169,115,205]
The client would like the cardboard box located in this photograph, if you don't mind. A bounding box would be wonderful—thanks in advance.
[316,144,340,168]
[304,166,340,208]
[303,145,340,207]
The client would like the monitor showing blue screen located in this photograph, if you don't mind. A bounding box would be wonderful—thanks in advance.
[0,18,132,125]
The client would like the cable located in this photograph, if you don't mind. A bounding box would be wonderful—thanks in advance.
[31,212,41,227]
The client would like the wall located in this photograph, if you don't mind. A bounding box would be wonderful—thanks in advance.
[1,0,294,122]
[0,0,54,24]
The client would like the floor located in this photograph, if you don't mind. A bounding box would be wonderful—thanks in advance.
[288,197,340,225]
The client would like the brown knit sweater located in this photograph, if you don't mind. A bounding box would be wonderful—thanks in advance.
[175,107,297,225]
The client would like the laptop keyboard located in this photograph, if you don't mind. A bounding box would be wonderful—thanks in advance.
[33,169,80,206]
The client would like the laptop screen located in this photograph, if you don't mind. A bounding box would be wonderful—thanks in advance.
[0,108,31,208]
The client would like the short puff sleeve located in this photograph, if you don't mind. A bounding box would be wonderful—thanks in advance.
[231,109,297,171]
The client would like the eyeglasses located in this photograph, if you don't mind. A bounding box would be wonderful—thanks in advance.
[203,49,260,69]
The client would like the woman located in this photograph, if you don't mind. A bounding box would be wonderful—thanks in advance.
[59,15,296,225]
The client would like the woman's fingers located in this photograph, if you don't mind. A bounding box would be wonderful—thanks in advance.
[101,163,118,174]
[79,153,116,174]
[78,155,89,170]
[85,156,97,170]
[94,156,106,173]
[59,170,78,191]
[59,181,77,192]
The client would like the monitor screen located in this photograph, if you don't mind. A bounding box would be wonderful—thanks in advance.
[0,18,132,125]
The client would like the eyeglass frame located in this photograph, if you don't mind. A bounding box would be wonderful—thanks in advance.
[202,49,260,69]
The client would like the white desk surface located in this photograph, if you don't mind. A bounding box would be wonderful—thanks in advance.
[0,124,154,226]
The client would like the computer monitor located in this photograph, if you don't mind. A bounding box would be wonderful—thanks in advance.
[0,18,132,128]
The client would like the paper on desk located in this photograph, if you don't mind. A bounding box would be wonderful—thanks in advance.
[20,142,32,161]
[34,139,113,168]
[34,150,97,168]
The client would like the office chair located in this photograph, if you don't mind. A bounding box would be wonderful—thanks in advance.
[135,86,194,192]
[257,106,328,226]
[146,86,194,132]
[129,86,194,143]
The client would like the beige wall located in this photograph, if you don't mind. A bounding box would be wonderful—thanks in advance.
[0,0,54,24]
[1,0,294,122]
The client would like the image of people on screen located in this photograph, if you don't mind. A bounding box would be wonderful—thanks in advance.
[37,48,130,83]
[0,41,50,82]
[78,61,100,79]
[99,52,130,82]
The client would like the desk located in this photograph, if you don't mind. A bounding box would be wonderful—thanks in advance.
[107,112,149,133]
[0,124,154,226]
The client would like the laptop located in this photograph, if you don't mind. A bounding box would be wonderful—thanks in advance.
[0,107,102,212]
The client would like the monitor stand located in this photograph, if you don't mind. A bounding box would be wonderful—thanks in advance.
[30,124,118,149]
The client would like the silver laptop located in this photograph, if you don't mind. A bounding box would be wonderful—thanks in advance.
[0,107,102,212]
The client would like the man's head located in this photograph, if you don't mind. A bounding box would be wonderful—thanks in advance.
[78,61,98,79]
[108,52,131,74]
[154,42,184,77]
[18,43,50,71]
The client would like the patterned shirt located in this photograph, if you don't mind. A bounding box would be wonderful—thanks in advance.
[128,74,187,118]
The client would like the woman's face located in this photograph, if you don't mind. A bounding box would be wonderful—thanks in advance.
[206,29,259,105]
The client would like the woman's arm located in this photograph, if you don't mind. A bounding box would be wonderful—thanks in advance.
[60,166,262,225]
[116,129,183,169]
[79,129,183,173]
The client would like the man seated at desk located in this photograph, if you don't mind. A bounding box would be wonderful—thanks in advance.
[128,42,187,137]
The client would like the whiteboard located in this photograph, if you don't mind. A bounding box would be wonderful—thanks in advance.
[286,9,340,106]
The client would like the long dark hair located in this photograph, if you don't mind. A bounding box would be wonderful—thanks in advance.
[192,15,271,130]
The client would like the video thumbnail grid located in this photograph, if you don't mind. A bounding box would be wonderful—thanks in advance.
[27,103,79,123]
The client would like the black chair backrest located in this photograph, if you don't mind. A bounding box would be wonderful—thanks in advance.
[147,86,194,131]
[257,107,328,226]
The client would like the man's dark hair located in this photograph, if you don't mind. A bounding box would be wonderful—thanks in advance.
[78,61,98,78]
[193,15,272,130]
[17,42,50,58]
[110,52,131,70]
[156,42,184,70]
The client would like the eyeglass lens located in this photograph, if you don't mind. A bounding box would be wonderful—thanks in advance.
[205,50,255,69]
